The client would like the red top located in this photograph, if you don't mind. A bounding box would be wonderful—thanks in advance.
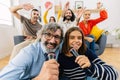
[79,10,108,36]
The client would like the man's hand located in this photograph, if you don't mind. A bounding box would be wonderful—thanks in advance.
[64,1,69,10]
[22,3,34,11]
[34,59,59,80]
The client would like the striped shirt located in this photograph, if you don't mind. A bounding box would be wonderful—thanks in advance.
[58,48,118,80]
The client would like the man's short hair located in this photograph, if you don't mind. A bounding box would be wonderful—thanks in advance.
[37,23,63,41]
[32,9,39,12]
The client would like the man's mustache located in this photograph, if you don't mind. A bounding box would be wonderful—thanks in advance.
[45,41,57,47]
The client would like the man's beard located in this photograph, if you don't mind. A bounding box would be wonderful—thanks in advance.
[65,16,71,20]
[42,41,59,53]
[33,17,38,21]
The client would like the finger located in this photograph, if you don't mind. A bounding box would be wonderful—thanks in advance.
[81,62,90,68]
[47,59,58,64]
[75,55,84,63]
[48,64,59,70]
[77,58,86,67]
[44,61,59,69]
[50,75,59,80]
[80,63,86,68]
[49,69,59,75]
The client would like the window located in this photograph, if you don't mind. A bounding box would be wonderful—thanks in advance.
[0,0,13,26]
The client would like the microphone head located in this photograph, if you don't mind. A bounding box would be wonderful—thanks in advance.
[70,48,79,57]
[48,52,56,60]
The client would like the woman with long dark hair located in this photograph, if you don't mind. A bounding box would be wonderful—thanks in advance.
[58,27,118,80]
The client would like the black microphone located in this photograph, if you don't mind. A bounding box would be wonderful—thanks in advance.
[47,52,56,60]
[70,48,79,57]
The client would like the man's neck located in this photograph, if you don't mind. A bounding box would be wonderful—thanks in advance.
[30,19,37,24]
[64,19,71,23]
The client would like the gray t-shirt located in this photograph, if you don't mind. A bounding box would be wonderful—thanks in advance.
[20,15,42,38]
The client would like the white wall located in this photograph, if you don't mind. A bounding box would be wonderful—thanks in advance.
[0,0,120,58]
[18,0,120,32]
[0,25,17,59]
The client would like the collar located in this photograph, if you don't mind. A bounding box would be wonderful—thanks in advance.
[63,20,72,24]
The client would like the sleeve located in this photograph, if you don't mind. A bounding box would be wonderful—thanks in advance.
[20,15,28,23]
[0,49,33,80]
[57,9,62,22]
[89,10,108,27]
[86,49,118,80]
[43,10,48,24]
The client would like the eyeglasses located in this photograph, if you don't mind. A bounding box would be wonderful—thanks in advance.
[43,33,61,40]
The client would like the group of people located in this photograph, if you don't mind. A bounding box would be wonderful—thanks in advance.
[0,1,119,80]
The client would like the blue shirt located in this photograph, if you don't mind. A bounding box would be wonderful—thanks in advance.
[0,41,61,80]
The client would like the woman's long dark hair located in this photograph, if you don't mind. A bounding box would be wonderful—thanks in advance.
[62,27,87,55]
[49,16,56,22]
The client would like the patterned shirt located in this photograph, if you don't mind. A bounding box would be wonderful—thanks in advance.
[58,48,118,80]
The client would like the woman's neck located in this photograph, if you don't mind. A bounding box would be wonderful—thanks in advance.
[65,52,73,57]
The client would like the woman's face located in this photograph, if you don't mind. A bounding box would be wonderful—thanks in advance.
[49,17,55,22]
[83,10,91,21]
[69,30,82,51]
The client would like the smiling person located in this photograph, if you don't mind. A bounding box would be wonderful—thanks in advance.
[78,2,108,53]
[9,3,42,60]
[43,3,56,24]
[58,27,118,80]
[0,23,63,80]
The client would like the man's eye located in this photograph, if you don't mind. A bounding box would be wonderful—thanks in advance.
[54,35,61,39]
[46,33,51,36]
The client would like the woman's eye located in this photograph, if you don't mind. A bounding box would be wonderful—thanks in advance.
[69,36,74,39]
[78,36,82,39]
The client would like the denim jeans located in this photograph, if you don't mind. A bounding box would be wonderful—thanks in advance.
[85,35,95,53]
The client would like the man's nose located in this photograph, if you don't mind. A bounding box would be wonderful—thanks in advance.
[49,37,56,43]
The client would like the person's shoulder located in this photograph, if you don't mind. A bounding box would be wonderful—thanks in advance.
[19,41,41,58]
[23,41,40,52]
[85,48,98,60]
[86,48,95,55]
[20,15,29,22]
[20,15,28,19]
[37,22,42,28]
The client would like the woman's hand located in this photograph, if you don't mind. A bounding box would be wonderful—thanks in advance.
[75,55,91,68]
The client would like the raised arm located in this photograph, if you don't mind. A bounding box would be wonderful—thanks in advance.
[57,1,62,22]
[9,3,34,19]
[43,3,52,24]
[75,7,85,25]
[91,2,106,13]
[61,1,69,17]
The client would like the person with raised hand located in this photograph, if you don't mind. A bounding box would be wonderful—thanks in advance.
[9,3,42,60]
